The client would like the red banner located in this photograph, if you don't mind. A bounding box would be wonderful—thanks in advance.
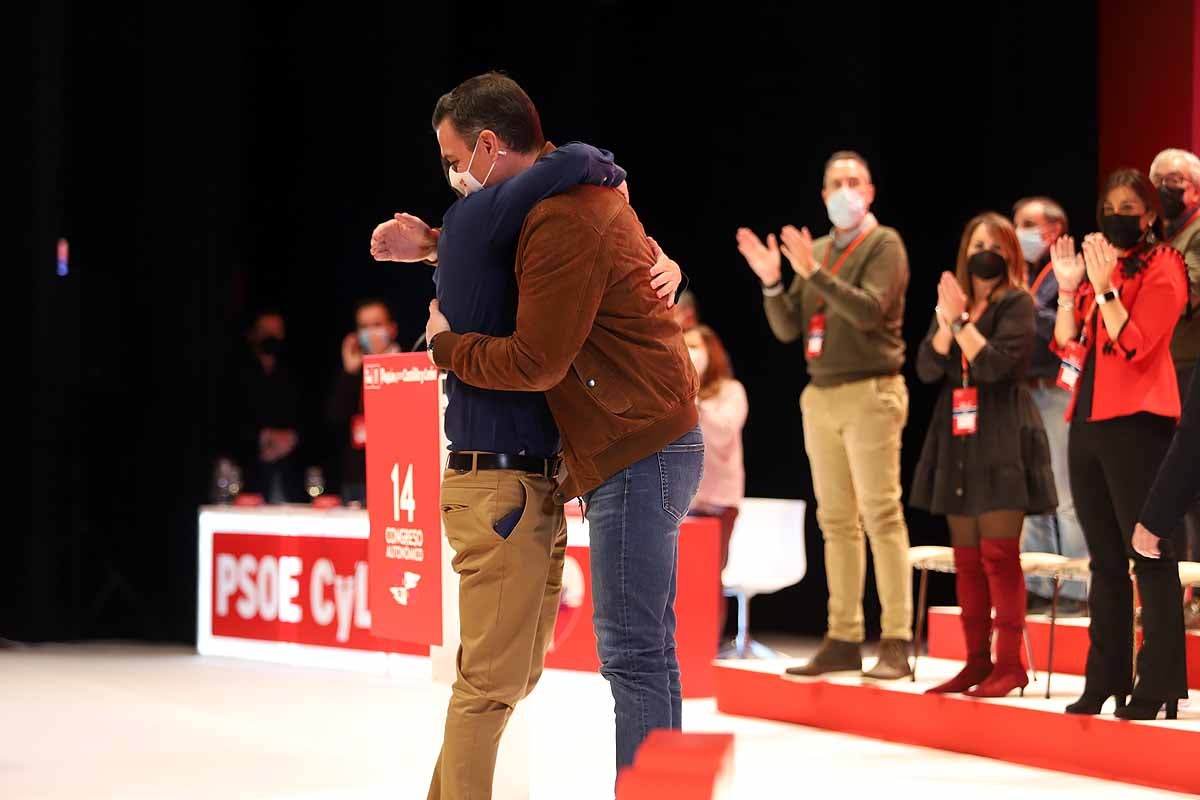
[210,532,423,654]
[362,353,443,645]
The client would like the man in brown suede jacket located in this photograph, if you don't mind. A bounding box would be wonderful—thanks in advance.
[424,73,704,783]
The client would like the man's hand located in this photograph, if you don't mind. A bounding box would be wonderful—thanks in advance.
[1132,522,1162,559]
[647,237,682,308]
[779,225,818,279]
[341,332,363,374]
[426,300,452,363]
[370,213,440,262]
[736,228,782,286]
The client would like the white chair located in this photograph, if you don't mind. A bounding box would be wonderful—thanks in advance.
[718,498,807,659]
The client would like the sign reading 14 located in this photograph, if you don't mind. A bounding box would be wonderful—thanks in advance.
[390,463,416,523]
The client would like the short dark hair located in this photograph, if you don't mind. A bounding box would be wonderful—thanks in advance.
[823,150,872,184]
[1012,196,1070,235]
[432,72,545,154]
[355,298,392,321]
[1097,168,1164,243]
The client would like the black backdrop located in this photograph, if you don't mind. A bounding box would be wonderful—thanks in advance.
[26,1,1099,643]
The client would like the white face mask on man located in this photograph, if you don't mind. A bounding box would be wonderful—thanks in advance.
[825,187,868,230]
[1017,226,1049,263]
[448,137,506,197]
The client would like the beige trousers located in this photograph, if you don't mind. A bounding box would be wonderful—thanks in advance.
[800,375,912,642]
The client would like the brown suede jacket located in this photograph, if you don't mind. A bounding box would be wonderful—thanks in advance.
[431,183,698,501]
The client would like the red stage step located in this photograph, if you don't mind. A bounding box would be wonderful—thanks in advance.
[713,659,1200,796]
[926,606,1200,690]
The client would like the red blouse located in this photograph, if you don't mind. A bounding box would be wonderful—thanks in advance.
[1050,243,1188,423]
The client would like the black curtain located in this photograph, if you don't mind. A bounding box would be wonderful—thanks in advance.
[25,1,1097,643]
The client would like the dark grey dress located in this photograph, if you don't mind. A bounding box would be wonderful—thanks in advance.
[909,289,1058,516]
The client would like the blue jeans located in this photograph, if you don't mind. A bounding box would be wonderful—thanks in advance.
[1022,385,1089,601]
[584,426,704,774]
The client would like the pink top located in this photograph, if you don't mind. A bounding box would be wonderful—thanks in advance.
[692,379,748,510]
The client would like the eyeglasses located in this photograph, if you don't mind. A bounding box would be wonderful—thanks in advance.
[1155,171,1194,190]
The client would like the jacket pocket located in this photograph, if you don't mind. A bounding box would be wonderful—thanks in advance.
[571,348,633,415]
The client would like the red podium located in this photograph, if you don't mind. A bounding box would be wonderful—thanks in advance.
[362,353,445,647]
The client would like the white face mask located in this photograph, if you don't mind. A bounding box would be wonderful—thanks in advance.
[826,187,867,230]
[688,346,709,377]
[1017,226,1048,263]
[359,325,393,355]
[448,137,506,197]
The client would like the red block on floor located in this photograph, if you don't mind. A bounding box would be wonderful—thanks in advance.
[616,731,735,800]
[616,770,720,800]
[635,730,735,776]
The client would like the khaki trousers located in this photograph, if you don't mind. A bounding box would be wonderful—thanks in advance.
[427,466,567,800]
[800,375,912,642]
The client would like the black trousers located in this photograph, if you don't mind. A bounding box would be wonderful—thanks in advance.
[1068,413,1188,700]
[1176,364,1200,561]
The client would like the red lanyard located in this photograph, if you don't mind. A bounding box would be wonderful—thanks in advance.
[816,220,877,308]
[1077,296,1100,348]
[1030,262,1054,296]
[958,300,989,387]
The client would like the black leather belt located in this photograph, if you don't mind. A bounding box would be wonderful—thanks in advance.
[447,452,560,478]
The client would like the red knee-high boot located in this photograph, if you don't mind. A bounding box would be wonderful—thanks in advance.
[966,538,1029,698]
[926,546,994,694]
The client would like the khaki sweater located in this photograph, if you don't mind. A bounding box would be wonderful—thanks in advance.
[763,223,909,386]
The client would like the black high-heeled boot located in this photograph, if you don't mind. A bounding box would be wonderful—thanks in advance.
[1114,698,1179,721]
[1064,693,1128,715]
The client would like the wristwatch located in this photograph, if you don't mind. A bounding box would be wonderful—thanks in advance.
[950,312,969,335]
[1095,287,1120,305]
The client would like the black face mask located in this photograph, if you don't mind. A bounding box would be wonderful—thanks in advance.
[1100,213,1146,250]
[1159,185,1186,221]
[257,336,285,357]
[966,250,1007,280]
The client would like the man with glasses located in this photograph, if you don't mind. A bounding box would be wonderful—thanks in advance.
[1149,148,1200,570]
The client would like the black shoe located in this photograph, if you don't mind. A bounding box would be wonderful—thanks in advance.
[1065,692,1128,715]
[784,637,862,677]
[1114,698,1179,721]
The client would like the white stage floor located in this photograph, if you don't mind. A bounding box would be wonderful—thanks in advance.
[0,643,1190,799]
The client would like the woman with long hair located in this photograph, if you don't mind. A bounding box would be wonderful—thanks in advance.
[911,212,1057,698]
[685,324,749,642]
[1051,169,1189,719]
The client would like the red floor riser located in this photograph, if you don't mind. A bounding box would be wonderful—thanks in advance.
[714,665,1200,796]
[925,606,1200,690]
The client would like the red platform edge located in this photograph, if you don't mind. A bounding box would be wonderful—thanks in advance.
[926,606,1200,690]
[714,665,1200,796]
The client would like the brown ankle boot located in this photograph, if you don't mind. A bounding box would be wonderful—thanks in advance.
[863,638,912,680]
[784,637,862,677]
